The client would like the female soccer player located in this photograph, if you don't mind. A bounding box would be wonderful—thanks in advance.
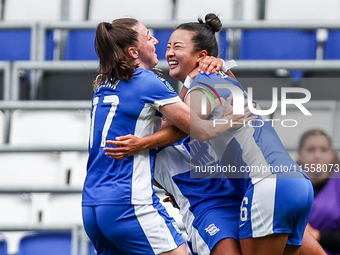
[82,17,254,255]
[104,14,326,255]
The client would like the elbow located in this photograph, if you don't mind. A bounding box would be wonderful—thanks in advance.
[191,130,211,141]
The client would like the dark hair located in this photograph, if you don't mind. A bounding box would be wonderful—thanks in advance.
[298,129,332,151]
[94,18,139,86]
[176,13,222,57]
[297,129,340,167]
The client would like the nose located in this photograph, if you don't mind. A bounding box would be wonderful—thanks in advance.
[314,148,324,161]
[166,46,174,59]
[152,36,159,45]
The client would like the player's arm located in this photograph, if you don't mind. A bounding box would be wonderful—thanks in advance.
[104,124,186,160]
[104,96,254,159]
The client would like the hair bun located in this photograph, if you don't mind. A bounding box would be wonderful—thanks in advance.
[205,13,222,33]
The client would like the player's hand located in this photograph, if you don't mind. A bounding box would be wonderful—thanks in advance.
[163,192,179,209]
[223,95,258,130]
[104,134,143,160]
[198,56,223,75]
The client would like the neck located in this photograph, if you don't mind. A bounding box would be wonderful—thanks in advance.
[188,67,199,79]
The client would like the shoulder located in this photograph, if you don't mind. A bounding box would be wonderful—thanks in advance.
[141,69,177,93]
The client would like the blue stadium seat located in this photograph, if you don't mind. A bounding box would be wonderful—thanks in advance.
[238,29,317,60]
[64,30,97,60]
[17,231,72,255]
[324,30,340,59]
[218,29,229,60]
[0,237,8,255]
[238,29,317,80]
[45,30,55,60]
[0,30,31,61]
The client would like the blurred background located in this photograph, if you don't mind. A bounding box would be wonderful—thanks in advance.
[0,0,339,254]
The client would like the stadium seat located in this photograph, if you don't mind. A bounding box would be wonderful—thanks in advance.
[89,0,173,21]
[265,0,340,20]
[43,194,82,225]
[176,0,234,21]
[324,30,340,59]
[0,153,63,186]
[16,231,72,255]
[0,236,8,255]
[64,30,97,60]
[10,110,90,146]
[238,29,317,60]
[0,194,32,225]
[236,29,318,96]
[0,30,31,61]
[218,29,229,60]
[37,70,95,100]
[45,30,55,60]
[7,110,90,187]
[3,0,61,21]
[0,110,4,144]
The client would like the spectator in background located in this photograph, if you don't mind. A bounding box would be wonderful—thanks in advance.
[297,129,340,255]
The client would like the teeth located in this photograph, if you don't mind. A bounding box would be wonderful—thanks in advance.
[168,61,178,65]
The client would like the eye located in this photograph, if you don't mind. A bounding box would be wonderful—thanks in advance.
[321,147,329,153]
[306,147,315,153]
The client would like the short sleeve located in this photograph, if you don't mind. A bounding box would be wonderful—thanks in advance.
[140,71,181,111]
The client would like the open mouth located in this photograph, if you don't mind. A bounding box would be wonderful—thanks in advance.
[168,61,178,68]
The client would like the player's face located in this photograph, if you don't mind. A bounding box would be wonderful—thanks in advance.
[166,29,199,83]
[134,22,159,70]
[298,134,335,179]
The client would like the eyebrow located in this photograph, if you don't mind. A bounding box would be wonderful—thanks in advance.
[167,41,185,45]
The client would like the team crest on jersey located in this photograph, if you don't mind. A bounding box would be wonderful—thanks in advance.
[156,76,175,92]
[205,223,220,236]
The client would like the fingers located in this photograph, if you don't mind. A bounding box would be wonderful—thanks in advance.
[104,151,127,159]
[198,56,221,74]
[103,146,128,152]
[115,134,133,141]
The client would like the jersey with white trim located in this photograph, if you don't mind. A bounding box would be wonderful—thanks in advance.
[154,136,241,234]
[82,68,181,206]
[187,72,308,197]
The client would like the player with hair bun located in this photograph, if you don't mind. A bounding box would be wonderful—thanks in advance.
[105,13,327,255]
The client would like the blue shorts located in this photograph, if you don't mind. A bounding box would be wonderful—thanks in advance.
[187,202,241,255]
[239,172,314,245]
[82,202,185,254]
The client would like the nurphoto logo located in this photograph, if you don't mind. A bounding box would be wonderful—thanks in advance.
[193,82,312,128]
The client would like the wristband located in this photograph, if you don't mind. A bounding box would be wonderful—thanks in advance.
[183,75,193,89]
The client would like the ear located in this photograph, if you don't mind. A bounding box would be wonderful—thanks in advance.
[196,50,208,63]
[127,46,139,59]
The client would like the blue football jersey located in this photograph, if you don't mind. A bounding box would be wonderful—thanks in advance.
[82,68,181,206]
[155,136,241,229]
[186,73,306,197]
